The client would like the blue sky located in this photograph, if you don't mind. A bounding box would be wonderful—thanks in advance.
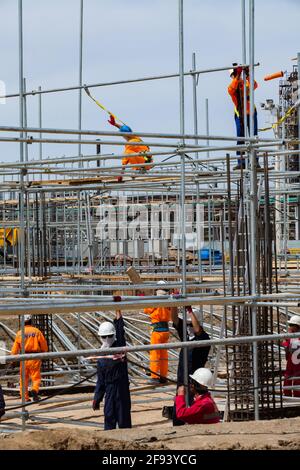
[0,0,299,163]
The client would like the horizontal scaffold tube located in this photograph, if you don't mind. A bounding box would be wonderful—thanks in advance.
[0,125,280,143]
[4,331,300,364]
[0,62,260,99]
[0,292,299,315]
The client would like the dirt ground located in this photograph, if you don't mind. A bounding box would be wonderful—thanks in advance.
[1,417,300,450]
[1,389,300,450]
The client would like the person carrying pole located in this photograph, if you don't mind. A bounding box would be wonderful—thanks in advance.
[171,305,211,425]
[108,114,153,181]
[144,281,171,384]
[11,315,48,402]
[0,384,5,418]
[175,368,220,425]
[228,65,260,170]
[92,309,132,430]
[282,315,300,397]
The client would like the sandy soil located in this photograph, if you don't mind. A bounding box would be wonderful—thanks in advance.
[1,389,300,450]
[1,417,300,450]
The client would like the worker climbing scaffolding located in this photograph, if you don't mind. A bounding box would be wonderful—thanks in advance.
[84,86,153,180]
[107,114,153,181]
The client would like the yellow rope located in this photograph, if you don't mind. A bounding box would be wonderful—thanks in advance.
[83,86,127,125]
[259,101,299,132]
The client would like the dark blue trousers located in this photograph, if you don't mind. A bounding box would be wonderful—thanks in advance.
[234,110,258,166]
[104,383,131,430]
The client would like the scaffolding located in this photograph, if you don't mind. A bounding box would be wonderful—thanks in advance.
[1,0,300,433]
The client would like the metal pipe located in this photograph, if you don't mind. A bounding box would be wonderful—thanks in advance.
[191,52,202,282]
[178,0,188,403]
[205,98,210,160]
[249,0,259,420]
[242,0,248,147]
[0,142,280,171]
[18,0,26,431]
[0,292,299,315]
[78,0,83,163]
[5,331,300,363]
[0,124,280,142]
[0,63,260,100]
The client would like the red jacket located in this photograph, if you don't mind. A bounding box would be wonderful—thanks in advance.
[282,338,300,397]
[282,338,300,375]
[175,392,220,425]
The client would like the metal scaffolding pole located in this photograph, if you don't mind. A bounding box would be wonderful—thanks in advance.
[0,63,260,100]
[18,0,26,432]
[191,52,203,282]
[178,0,189,401]
[78,0,83,165]
[249,0,259,420]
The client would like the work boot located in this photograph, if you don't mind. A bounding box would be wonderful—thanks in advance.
[148,378,160,385]
[159,377,168,384]
[31,390,39,402]
[22,398,31,403]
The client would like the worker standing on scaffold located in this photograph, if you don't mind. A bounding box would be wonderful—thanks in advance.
[228,65,260,170]
[108,114,153,181]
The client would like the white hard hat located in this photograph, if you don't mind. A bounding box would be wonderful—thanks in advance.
[288,315,300,327]
[179,308,202,324]
[190,368,213,388]
[156,280,168,295]
[98,321,116,337]
[24,314,32,322]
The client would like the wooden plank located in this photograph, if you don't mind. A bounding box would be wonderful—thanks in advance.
[126,266,143,284]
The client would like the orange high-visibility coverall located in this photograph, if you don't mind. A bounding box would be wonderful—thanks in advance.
[228,77,258,117]
[11,325,48,400]
[144,307,171,379]
[122,137,153,171]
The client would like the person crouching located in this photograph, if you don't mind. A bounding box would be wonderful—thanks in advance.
[175,368,220,425]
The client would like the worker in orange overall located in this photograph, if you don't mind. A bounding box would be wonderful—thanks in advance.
[228,65,260,170]
[108,114,153,181]
[144,281,171,384]
[11,315,48,402]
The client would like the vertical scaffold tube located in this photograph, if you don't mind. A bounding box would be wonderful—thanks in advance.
[18,0,26,431]
[178,0,188,403]
[249,0,260,420]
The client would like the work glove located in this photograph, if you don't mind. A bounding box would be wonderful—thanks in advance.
[92,400,100,411]
[170,293,183,299]
[108,114,116,126]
